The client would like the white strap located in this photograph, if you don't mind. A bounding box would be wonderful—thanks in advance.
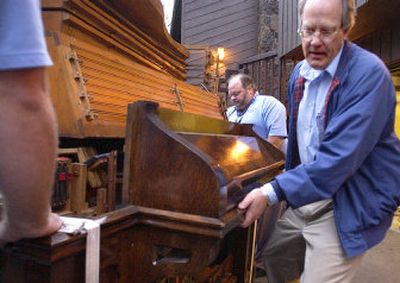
[60,216,106,283]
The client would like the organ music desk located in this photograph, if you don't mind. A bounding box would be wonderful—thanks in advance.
[0,101,284,283]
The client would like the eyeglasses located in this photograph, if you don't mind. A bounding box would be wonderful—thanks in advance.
[298,27,341,41]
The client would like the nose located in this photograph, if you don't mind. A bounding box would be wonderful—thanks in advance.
[309,33,323,45]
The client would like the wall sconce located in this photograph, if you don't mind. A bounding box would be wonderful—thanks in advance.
[214,47,225,93]
[217,47,225,61]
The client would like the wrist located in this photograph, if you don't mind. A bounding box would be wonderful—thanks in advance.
[260,185,271,206]
[260,183,278,206]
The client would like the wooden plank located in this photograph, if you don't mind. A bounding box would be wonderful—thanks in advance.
[183,0,242,14]
[348,0,400,42]
[278,0,284,56]
[65,14,186,79]
[184,2,256,30]
[186,16,257,44]
[288,0,294,53]
[93,0,188,58]
[44,1,188,79]
[96,188,107,215]
[70,163,88,214]
[380,28,392,64]
[107,150,117,211]
[45,34,86,137]
[372,30,382,57]
[293,0,300,47]
[391,23,400,62]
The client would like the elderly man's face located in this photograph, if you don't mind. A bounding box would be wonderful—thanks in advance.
[228,80,254,111]
[300,0,346,69]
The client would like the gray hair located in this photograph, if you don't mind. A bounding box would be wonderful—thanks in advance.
[298,0,356,32]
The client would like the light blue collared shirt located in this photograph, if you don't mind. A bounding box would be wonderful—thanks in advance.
[264,45,344,205]
[226,92,287,139]
[297,46,343,164]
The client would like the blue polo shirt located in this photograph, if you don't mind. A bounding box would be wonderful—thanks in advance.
[226,92,287,139]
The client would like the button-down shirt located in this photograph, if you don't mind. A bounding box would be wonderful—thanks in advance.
[297,46,343,164]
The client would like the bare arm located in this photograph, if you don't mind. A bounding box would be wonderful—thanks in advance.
[0,68,61,245]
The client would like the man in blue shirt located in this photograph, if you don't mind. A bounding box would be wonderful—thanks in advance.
[0,0,61,245]
[238,0,400,282]
[226,73,287,150]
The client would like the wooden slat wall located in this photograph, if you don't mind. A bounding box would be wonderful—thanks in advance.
[238,52,278,97]
[181,0,259,70]
[278,0,370,58]
[278,0,300,58]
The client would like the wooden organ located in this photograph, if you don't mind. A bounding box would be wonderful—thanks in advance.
[1,101,284,282]
[0,1,285,282]
[41,0,225,216]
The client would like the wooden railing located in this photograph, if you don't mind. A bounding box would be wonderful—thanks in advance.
[238,51,278,98]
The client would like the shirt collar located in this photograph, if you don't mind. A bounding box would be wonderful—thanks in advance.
[300,43,344,80]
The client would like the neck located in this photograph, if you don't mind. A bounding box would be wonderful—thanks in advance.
[237,96,254,112]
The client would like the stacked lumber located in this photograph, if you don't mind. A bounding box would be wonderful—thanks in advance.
[42,0,223,138]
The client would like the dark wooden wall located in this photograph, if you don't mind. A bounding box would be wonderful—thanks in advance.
[355,22,400,65]
[278,0,300,59]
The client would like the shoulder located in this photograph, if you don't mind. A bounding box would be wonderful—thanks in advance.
[333,43,395,112]
[291,61,305,78]
[256,95,285,110]
[226,106,237,121]
[0,0,52,70]
[287,60,305,90]
[345,42,390,78]
[253,95,287,121]
[338,43,394,100]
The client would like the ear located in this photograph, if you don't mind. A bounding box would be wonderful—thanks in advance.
[342,28,350,39]
[247,86,255,96]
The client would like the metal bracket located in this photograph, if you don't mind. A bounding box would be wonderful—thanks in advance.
[68,50,97,121]
[171,84,185,112]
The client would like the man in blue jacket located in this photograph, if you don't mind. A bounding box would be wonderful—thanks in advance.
[238,0,400,282]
